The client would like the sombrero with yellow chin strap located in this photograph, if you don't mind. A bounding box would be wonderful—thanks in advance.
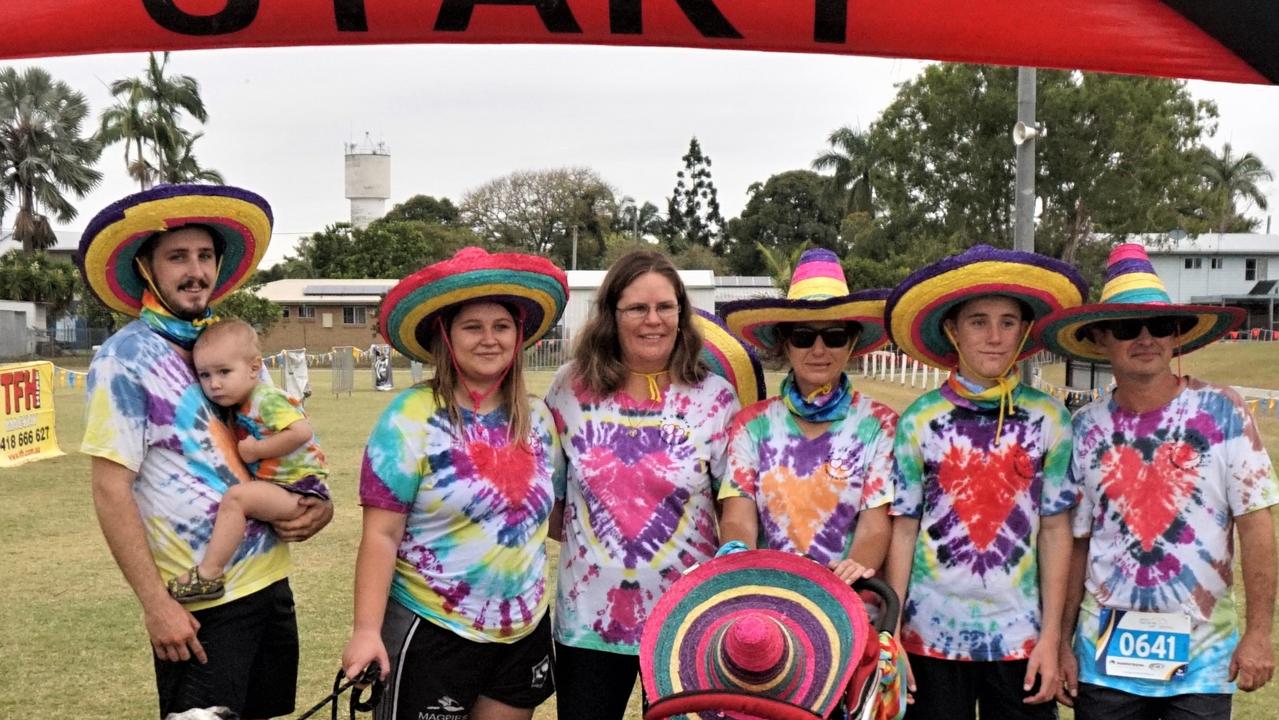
[379,247,568,364]
[76,184,272,317]
[1037,242,1244,362]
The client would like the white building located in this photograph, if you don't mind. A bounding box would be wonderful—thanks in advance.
[1132,233,1278,304]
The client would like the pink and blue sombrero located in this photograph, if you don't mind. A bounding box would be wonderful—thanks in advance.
[379,247,568,363]
[640,549,872,720]
[694,308,767,406]
[721,248,889,358]
[885,244,1088,368]
[1037,243,1244,362]
[76,184,272,317]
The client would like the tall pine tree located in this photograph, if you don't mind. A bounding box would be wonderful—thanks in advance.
[665,137,725,254]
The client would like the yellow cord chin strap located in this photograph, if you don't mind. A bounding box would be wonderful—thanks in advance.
[630,369,670,402]
[944,324,1033,445]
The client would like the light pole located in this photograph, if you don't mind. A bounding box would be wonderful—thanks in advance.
[1013,67,1042,381]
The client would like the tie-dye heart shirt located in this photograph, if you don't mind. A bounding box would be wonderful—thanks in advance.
[82,321,291,610]
[1069,378,1279,696]
[891,382,1076,661]
[359,387,564,643]
[720,388,897,564]
[235,383,330,496]
[546,364,739,653]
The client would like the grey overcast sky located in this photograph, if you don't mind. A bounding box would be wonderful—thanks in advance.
[14,44,1279,267]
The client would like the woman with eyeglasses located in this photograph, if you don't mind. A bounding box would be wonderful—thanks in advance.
[544,249,740,720]
[718,248,897,583]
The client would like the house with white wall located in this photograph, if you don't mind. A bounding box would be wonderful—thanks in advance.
[1132,233,1278,303]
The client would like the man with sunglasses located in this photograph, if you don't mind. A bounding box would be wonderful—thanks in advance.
[1039,243,1276,720]
[882,245,1089,720]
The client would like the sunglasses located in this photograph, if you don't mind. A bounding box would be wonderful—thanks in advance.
[1102,317,1189,341]
[785,326,855,349]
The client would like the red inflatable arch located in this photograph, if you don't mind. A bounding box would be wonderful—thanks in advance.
[0,1,1275,85]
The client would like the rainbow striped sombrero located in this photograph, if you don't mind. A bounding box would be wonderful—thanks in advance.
[720,248,888,358]
[885,245,1088,368]
[693,308,767,406]
[379,247,568,363]
[76,184,272,317]
[1037,243,1244,362]
[640,549,870,720]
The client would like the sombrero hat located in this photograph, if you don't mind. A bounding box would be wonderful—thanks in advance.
[640,549,871,720]
[721,248,889,358]
[76,184,272,317]
[379,246,568,363]
[1037,243,1244,362]
[885,244,1088,368]
[693,308,768,406]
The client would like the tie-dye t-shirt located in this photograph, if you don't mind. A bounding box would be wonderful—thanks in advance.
[720,388,897,564]
[1070,378,1279,696]
[359,386,563,643]
[891,382,1075,661]
[235,383,330,493]
[546,364,739,654]
[82,321,291,610]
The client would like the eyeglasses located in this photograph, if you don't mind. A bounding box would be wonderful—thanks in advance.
[1103,317,1188,341]
[785,326,854,349]
[616,302,680,321]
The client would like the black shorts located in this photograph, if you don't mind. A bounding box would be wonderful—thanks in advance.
[1075,682,1232,720]
[376,600,554,720]
[154,579,298,719]
[905,653,1057,720]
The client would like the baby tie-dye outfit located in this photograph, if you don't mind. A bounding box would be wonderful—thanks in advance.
[359,387,564,642]
[545,364,739,653]
[891,382,1076,660]
[235,383,330,499]
[83,321,291,609]
[720,384,897,563]
[1070,378,1279,696]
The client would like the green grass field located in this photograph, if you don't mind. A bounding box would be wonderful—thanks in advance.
[2,345,1276,718]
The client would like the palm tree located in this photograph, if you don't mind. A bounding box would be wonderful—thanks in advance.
[1201,143,1272,233]
[158,130,224,184]
[0,67,103,254]
[614,196,664,240]
[755,240,811,294]
[812,126,876,218]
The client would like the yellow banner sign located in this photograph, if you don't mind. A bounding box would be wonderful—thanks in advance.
[1,361,63,467]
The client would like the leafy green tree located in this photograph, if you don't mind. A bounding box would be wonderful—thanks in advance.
[215,290,283,334]
[1199,143,1272,232]
[613,197,664,241]
[722,170,842,275]
[665,137,725,254]
[0,251,78,317]
[812,126,877,217]
[157,130,224,184]
[377,195,460,226]
[290,223,355,278]
[345,220,474,278]
[0,67,103,254]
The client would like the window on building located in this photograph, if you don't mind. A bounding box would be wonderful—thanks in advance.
[1184,257,1202,270]
[343,306,367,325]
[1210,257,1223,269]
[281,307,290,318]
[297,305,315,320]
[1245,258,1257,281]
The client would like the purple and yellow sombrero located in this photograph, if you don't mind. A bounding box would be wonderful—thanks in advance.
[640,549,871,720]
[885,244,1088,368]
[379,247,568,363]
[76,184,272,316]
[1037,243,1244,362]
[721,248,889,358]
[694,308,767,406]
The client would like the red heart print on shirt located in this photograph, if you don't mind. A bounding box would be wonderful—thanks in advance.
[1098,442,1199,552]
[936,444,1034,550]
[465,439,537,506]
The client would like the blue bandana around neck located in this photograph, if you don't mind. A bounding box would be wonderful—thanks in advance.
[780,370,852,423]
[139,288,216,350]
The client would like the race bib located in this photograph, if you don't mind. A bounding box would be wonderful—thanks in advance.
[1095,608,1191,681]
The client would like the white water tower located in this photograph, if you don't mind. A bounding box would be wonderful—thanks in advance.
[344,133,390,229]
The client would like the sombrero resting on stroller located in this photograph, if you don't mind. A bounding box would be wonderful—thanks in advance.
[639,549,907,720]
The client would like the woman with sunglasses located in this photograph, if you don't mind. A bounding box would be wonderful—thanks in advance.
[718,248,897,582]
[544,249,741,720]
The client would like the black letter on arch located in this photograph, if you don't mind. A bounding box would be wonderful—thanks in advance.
[609,0,741,38]
[141,0,258,35]
[335,0,368,31]
[814,0,847,43]
[435,0,582,33]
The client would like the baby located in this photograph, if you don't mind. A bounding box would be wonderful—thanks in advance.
[168,319,331,603]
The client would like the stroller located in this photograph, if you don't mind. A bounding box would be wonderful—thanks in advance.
[639,549,907,720]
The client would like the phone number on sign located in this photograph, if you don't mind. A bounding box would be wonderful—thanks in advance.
[0,426,50,451]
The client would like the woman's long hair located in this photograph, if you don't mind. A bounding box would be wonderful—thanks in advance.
[427,301,533,448]
[571,249,706,396]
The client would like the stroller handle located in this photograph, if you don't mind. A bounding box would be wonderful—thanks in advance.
[851,576,900,635]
